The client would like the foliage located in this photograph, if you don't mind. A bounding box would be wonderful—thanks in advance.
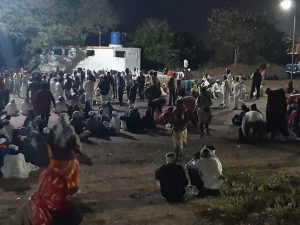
[208,9,290,67]
[129,18,179,70]
[174,32,213,70]
[205,170,300,224]
[0,0,118,52]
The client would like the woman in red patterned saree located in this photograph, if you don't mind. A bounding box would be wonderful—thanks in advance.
[8,167,82,225]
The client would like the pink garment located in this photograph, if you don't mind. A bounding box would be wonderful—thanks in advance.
[288,110,297,127]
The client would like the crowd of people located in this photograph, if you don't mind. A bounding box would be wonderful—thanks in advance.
[0,63,299,223]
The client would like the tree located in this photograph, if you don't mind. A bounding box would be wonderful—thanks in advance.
[208,9,290,66]
[130,19,179,70]
[174,32,213,70]
[0,0,118,67]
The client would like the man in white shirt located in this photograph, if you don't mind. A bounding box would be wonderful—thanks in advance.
[21,98,32,116]
[5,99,19,116]
[55,78,64,101]
[233,76,243,110]
[193,145,223,197]
[1,144,38,179]
[184,59,189,69]
[50,77,57,95]
[222,75,231,108]
[240,104,264,144]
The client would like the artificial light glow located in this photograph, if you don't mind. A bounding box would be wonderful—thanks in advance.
[281,0,293,10]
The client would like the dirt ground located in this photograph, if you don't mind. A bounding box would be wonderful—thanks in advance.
[0,80,300,225]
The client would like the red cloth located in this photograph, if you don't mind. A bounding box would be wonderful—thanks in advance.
[34,90,55,113]
[30,168,68,225]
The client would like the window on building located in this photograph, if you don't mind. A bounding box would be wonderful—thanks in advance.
[53,48,63,56]
[86,50,95,56]
[115,51,125,58]
[64,49,69,56]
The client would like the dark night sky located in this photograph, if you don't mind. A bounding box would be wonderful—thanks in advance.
[110,0,299,43]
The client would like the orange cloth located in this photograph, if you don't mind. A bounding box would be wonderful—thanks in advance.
[49,159,80,192]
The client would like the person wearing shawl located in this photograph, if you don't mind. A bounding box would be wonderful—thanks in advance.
[49,113,83,194]
[9,167,82,225]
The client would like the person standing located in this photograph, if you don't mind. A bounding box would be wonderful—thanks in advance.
[117,72,125,106]
[137,72,145,100]
[98,75,111,103]
[222,75,231,108]
[171,99,189,160]
[55,77,64,101]
[250,68,262,100]
[27,77,41,105]
[35,83,56,127]
[84,75,96,107]
[155,152,188,202]
[3,74,12,105]
[168,73,177,106]
[226,68,233,90]
[13,73,22,96]
[233,76,243,110]
[124,69,133,99]
[128,82,139,107]
[197,87,213,136]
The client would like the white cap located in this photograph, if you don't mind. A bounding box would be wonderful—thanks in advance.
[0,138,6,144]
[43,127,50,134]
[8,144,19,151]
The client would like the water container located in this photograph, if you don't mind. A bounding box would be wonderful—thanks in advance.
[110,32,121,45]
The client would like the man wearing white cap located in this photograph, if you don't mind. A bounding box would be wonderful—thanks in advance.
[1,144,38,179]
[193,145,223,197]
[155,152,188,202]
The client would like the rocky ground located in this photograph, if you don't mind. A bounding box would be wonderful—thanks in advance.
[0,79,300,225]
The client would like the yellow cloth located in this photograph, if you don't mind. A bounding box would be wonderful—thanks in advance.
[173,128,187,149]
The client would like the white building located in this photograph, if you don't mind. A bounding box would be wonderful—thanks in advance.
[77,46,141,72]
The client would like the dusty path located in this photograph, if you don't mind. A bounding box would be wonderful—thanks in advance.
[0,80,300,225]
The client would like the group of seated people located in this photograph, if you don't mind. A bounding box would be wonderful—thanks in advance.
[155,145,223,202]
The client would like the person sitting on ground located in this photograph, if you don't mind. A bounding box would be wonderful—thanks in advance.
[239,104,264,144]
[185,151,203,196]
[142,108,156,130]
[1,144,38,179]
[5,99,19,117]
[9,167,83,225]
[155,152,188,202]
[232,104,249,126]
[192,146,223,197]
[55,96,69,114]
[21,98,32,116]
[86,112,111,137]
[101,101,114,121]
[120,106,143,132]
[70,111,85,135]
[0,115,14,143]
[83,100,92,119]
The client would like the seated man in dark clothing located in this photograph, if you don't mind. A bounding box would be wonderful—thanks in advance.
[120,106,143,132]
[155,152,188,202]
[232,105,249,126]
[185,151,203,196]
[142,108,156,130]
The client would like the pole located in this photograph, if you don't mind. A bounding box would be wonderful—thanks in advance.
[291,11,296,80]
[99,32,102,46]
